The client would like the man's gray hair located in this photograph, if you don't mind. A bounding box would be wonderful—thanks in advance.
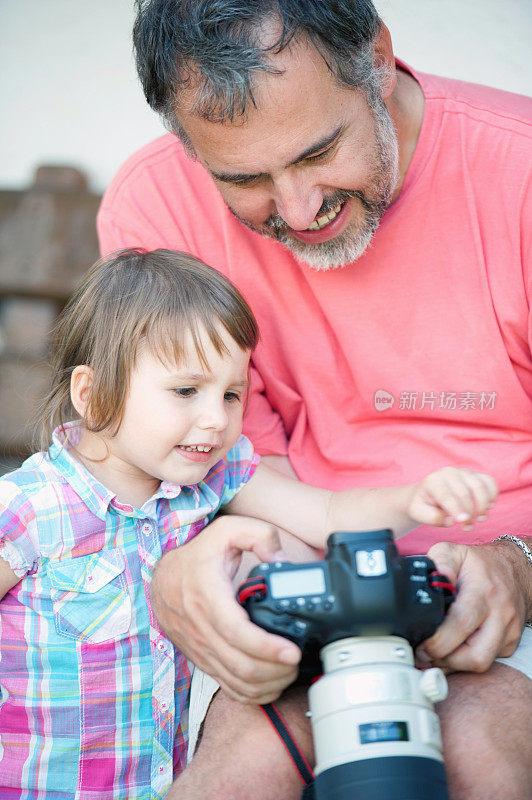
[133,0,384,147]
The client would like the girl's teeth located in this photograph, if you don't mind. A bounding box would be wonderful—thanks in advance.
[181,445,211,452]
[307,203,343,231]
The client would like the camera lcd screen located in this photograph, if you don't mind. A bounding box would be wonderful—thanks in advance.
[270,568,326,598]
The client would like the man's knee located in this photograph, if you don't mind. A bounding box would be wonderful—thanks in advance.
[177,686,314,800]
[439,663,532,800]
[179,663,531,800]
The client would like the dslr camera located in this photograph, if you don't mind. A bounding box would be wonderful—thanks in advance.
[238,529,455,800]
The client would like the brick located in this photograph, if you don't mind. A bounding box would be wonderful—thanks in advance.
[34,166,88,192]
[0,358,51,453]
[0,166,100,298]
[0,297,58,358]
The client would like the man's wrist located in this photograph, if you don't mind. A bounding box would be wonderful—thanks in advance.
[492,534,532,565]
[492,534,532,625]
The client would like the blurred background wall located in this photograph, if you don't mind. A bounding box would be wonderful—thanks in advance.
[1,0,531,471]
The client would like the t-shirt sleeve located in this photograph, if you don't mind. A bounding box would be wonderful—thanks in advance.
[241,363,289,457]
[0,482,39,579]
[96,148,194,257]
[97,206,189,257]
[218,434,261,508]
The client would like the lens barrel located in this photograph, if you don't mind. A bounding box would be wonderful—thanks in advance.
[315,755,448,800]
[309,637,449,800]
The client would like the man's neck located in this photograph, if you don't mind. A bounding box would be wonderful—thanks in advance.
[387,66,425,202]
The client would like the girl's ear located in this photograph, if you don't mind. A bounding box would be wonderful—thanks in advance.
[71,365,94,420]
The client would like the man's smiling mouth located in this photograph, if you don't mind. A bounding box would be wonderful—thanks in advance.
[306,202,343,231]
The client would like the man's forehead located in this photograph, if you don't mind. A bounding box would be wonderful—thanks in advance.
[175,41,360,172]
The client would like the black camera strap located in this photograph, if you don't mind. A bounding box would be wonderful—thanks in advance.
[261,702,315,790]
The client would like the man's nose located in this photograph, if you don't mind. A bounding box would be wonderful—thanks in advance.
[273,174,324,231]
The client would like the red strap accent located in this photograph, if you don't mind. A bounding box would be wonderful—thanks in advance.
[429,571,455,594]
[237,577,267,604]
[261,703,315,785]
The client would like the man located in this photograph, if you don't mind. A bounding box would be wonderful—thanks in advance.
[98,1,532,798]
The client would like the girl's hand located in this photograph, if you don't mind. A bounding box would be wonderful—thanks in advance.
[407,467,498,530]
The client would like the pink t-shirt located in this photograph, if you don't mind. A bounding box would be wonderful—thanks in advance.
[98,65,532,555]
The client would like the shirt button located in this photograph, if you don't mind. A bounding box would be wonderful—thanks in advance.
[142,523,152,535]
[158,642,166,652]
[161,702,168,710]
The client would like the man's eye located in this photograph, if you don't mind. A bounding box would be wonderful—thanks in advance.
[305,146,333,164]
[224,391,242,403]
[230,176,261,189]
[174,387,196,398]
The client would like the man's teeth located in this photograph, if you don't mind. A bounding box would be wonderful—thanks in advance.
[307,203,343,231]
[180,445,212,452]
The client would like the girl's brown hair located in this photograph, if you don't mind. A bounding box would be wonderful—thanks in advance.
[38,248,259,451]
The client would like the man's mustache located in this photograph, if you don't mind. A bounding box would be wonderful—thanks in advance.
[263,188,384,236]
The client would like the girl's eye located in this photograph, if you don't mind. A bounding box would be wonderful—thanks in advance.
[174,387,196,398]
[224,391,241,403]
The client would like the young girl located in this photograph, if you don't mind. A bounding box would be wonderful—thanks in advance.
[0,249,496,799]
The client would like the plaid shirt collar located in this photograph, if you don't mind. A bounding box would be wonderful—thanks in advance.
[47,421,203,521]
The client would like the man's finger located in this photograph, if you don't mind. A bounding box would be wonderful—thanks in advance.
[419,582,488,660]
[201,581,302,665]
[200,647,298,701]
[200,618,301,679]
[424,614,511,674]
[221,517,285,571]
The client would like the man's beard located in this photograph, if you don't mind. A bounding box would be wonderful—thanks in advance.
[231,96,399,271]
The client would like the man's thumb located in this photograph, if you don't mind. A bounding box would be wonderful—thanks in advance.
[427,540,466,585]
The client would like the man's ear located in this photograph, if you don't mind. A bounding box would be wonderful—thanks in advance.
[71,365,93,419]
[372,22,396,99]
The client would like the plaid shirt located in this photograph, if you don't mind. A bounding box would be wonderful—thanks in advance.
[0,422,259,800]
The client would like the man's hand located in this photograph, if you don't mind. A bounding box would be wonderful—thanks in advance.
[407,467,498,530]
[416,539,532,673]
[150,515,301,704]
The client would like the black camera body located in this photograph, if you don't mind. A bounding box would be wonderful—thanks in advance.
[238,529,454,681]
[239,530,456,799]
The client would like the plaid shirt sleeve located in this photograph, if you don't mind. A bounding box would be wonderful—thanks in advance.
[0,479,40,578]
[218,434,260,508]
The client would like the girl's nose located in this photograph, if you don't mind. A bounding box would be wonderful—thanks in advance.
[197,400,228,431]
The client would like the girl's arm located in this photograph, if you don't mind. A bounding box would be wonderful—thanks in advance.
[226,463,498,548]
[0,556,21,599]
